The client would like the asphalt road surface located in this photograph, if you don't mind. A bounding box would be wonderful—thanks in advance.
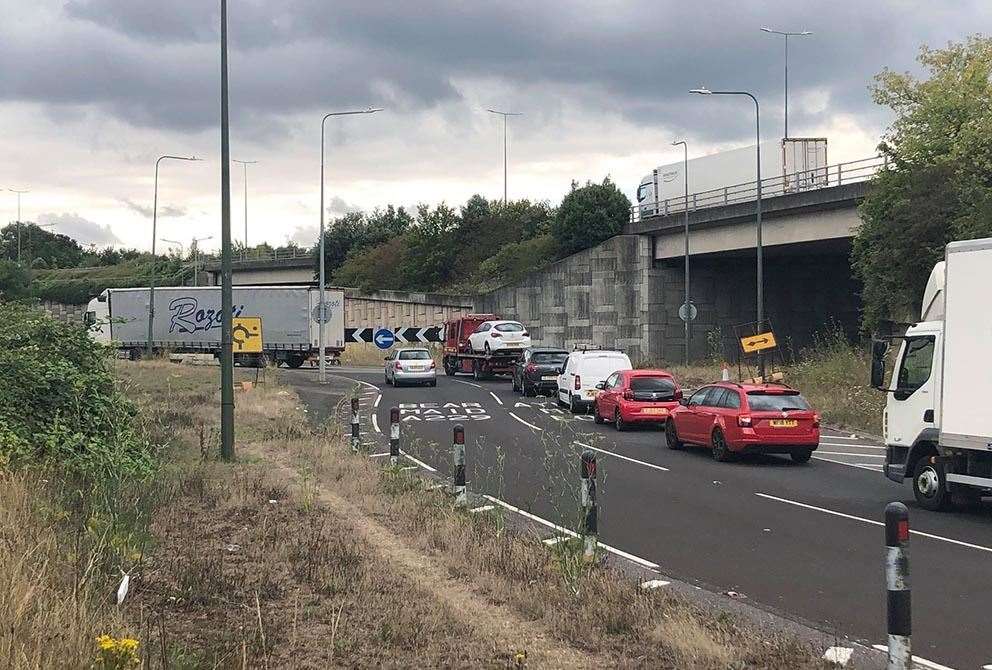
[285,366,992,670]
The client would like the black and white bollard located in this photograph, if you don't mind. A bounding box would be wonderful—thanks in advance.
[389,407,401,466]
[452,424,467,507]
[885,502,911,670]
[350,397,360,453]
[580,450,598,562]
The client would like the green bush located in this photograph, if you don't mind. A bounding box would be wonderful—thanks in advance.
[0,302,153,475]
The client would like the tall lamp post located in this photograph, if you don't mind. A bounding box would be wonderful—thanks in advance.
[487,109,522,204]
[690,87,765,378]
[232,159,257,253]
[219,0,235,460]
[760,27,812,139]
[318,107,383,384]
[148,155,201,357]
[672,140,690,366]
[4,188,30,263]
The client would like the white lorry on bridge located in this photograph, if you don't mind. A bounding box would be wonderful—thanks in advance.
[874,237,992,510]
[86,285,344,368]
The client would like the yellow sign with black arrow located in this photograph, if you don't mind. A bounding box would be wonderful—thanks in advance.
[740,331,777,354]
[232,317,263,353]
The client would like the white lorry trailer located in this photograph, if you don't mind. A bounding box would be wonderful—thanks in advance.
[86,285,345,368]
[872,237,992,510]
[635,137,828,218]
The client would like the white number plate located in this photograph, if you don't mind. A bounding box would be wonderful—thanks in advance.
[542,376,557,381]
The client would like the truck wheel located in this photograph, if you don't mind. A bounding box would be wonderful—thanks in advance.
[912,457,952,512]
[286,355,304,369]
[473,363,484,381]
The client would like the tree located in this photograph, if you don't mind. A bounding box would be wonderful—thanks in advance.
[550,178,631,257]
[0,223,82,268]
[853,36,992,329]
[333,237,409,291]
[0,260,31,301]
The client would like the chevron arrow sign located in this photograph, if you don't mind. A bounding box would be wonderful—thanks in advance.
[344,327,443,344]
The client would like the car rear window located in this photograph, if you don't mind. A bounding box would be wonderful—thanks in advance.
[398,350,431,360]
[630,376,676,393]
[746,392,811,412]
[495,322,525,332]
[533,352,567,364]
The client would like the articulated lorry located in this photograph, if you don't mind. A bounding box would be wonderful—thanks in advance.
[872,237,992,510]
[86,286,344,368]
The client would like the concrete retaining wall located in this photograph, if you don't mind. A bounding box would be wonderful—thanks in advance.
[40,301,88,324]
[343,288,473,329]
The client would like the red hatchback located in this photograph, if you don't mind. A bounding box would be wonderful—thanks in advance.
[665,382,820,463]
[593,369,682,431]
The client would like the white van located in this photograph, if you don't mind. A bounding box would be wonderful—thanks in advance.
[557,349,633,413]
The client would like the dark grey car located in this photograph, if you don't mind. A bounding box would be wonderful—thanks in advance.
[512,347,569,397]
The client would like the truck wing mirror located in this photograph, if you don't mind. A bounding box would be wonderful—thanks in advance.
[869,339,888,390]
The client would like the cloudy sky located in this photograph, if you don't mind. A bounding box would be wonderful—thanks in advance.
[0,1,987,252]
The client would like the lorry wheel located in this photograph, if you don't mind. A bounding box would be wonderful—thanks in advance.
[443,357,456,376]
[912,457,952,512]
[254,354,270,369]
[473,363,484,381]
[286,355,304,369]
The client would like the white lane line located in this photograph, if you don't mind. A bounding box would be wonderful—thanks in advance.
[822,646,854,666]
[470,505,495,513]
[509,412,544,431]
[371,414,381,434]
[813,455,885,473]
[856,463,884,470]
[400,466,418,472]
[820,442,885,450]
[640,579,670,589]
[817,451,884,458]
[368,452,389,458]
[820,434,862,441]
[870,645,955,670]
[482,495,660,570]
[574,441,670,472]
[756,492,992,554]
[399,450,437,473]
[453,379,483,389]
[373,394,382,408]
[489,391,504,406]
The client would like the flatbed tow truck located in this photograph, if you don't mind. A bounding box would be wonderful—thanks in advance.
[441,313,524,380]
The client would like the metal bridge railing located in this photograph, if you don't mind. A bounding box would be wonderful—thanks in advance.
[629,155,887,223]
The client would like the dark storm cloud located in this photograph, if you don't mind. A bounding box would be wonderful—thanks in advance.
[1,1,987,141]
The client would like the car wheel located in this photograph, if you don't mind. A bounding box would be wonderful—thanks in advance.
[711,428,733,462]
[523,382,535,398]
[385,373,391,385]
[791,449,813,464]
[512,375,520,392]
[665,420,683,450]
[557,390,565,407]
[614,409,627,432]
[593,402,605,424]
[430,379,437,387]
[912,455,952,512]
[568,394,581,414]
[484,342,491,355]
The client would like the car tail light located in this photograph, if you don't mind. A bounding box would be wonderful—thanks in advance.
[737,415,752,427]
[623,389,634,400]
[525,363,536,374]
[574,375,581,390]
[491,332,502,337]
[812,413,820,428]
[429,361,436,370]
[395,362,403,371]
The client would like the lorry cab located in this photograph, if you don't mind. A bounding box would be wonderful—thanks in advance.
[86,291,112,344]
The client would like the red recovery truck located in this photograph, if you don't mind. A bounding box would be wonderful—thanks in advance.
[442,314,525,380]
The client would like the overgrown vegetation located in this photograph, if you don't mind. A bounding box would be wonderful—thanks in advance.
[853,35,992,331]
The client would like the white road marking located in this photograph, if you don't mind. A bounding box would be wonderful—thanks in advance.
[509,412,544,431]
[817,451,884,458]
[482,494,660,570]
[870,645,956,670]
[855,463,884,470]
[373,394,382,408]
[489,391,504,406]
[756,492,992,554]
[542,536,566,546]
[368,452,389,458]
[371,414,381,434]
[400,466,418,471]
[470,505,495,513]
[453,379,484,389]
[399,450,437,473]
[820,442,885,450]
[640,579,670,589]
[822,646,854,666]
[574,442,670,472]
[813,455,886,473]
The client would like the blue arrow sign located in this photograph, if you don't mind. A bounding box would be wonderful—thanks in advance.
[373,328,395,350]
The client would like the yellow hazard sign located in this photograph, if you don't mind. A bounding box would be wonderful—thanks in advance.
[740,331,777,354]
[232,317,263,353]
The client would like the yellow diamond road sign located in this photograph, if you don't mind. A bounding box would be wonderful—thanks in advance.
[232,317,263,353]
[741,331,777,354]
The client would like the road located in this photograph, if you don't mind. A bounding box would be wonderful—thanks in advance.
[286,367,992,670]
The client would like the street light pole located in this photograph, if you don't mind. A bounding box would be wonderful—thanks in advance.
[690,87,765,378]
[318,107,383,384]
[760,27,812,139]
[672,140,690,366]
[219,0,235,461]
[148,155,200,357]
[4,188,30,263]
[487,109,522,204]
[232,159,257,252]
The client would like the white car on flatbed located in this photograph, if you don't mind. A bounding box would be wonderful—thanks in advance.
[467,320,531,354]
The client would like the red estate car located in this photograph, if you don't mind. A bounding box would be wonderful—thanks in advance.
[593,369,682,431]
[665,382,820,463]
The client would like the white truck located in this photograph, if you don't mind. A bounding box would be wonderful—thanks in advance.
[635,137,828,218]
[86,285,345,368]
[873,237,992,510]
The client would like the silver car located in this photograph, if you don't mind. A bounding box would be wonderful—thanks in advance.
[384,348,437,387]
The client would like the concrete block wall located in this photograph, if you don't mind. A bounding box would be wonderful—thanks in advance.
[342,289,474,329]
[40,301,88,324]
